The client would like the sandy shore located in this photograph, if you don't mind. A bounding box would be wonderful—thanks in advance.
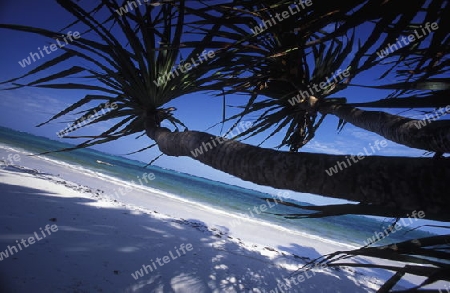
[0,145,422,292]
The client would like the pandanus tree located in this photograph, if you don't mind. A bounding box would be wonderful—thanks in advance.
[145,0,450,222]
[0,0,449,219]
[182,0,450,217]
[1,0,449,290]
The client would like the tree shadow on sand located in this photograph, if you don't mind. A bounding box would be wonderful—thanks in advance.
[0,173,382,292]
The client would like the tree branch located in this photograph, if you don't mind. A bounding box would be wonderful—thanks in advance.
[145,124,450,221]
[318,101,450,154]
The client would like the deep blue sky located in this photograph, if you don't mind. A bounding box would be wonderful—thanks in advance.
[0,0,435,204]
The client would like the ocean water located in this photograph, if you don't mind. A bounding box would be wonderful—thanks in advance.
[0,126,434,248]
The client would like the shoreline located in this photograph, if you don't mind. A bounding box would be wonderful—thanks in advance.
[0,142,440,292]
[0,164,378,292]
[0,143,357,253]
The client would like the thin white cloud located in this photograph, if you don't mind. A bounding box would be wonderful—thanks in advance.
[304,140,346,155]
[0,89,66,115]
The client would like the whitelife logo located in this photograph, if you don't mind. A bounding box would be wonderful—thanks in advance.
[56,102,118,138]
[153,50,216,87]
[131,243,193,280]
[377,22,439,59]
[287,68,350,106]
[109,172,156,201]
[250,0,313,35]
[18,31,81,68]
[363,210,425,246]
[268,262,328,293]
[413,105,450,129]
[229,192,290,228]
[190,122,253,158]
[325,140,388,176]
[115,0,161,16]
[0,153,21,169]
[0,224,58,261]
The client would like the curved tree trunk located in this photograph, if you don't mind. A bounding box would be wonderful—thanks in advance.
[146,126,449,221]
[317,100,450,154]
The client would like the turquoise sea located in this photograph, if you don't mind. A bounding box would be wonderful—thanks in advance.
[0,126,435,248]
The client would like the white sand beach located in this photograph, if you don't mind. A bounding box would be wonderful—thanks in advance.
[0,145,440,292]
